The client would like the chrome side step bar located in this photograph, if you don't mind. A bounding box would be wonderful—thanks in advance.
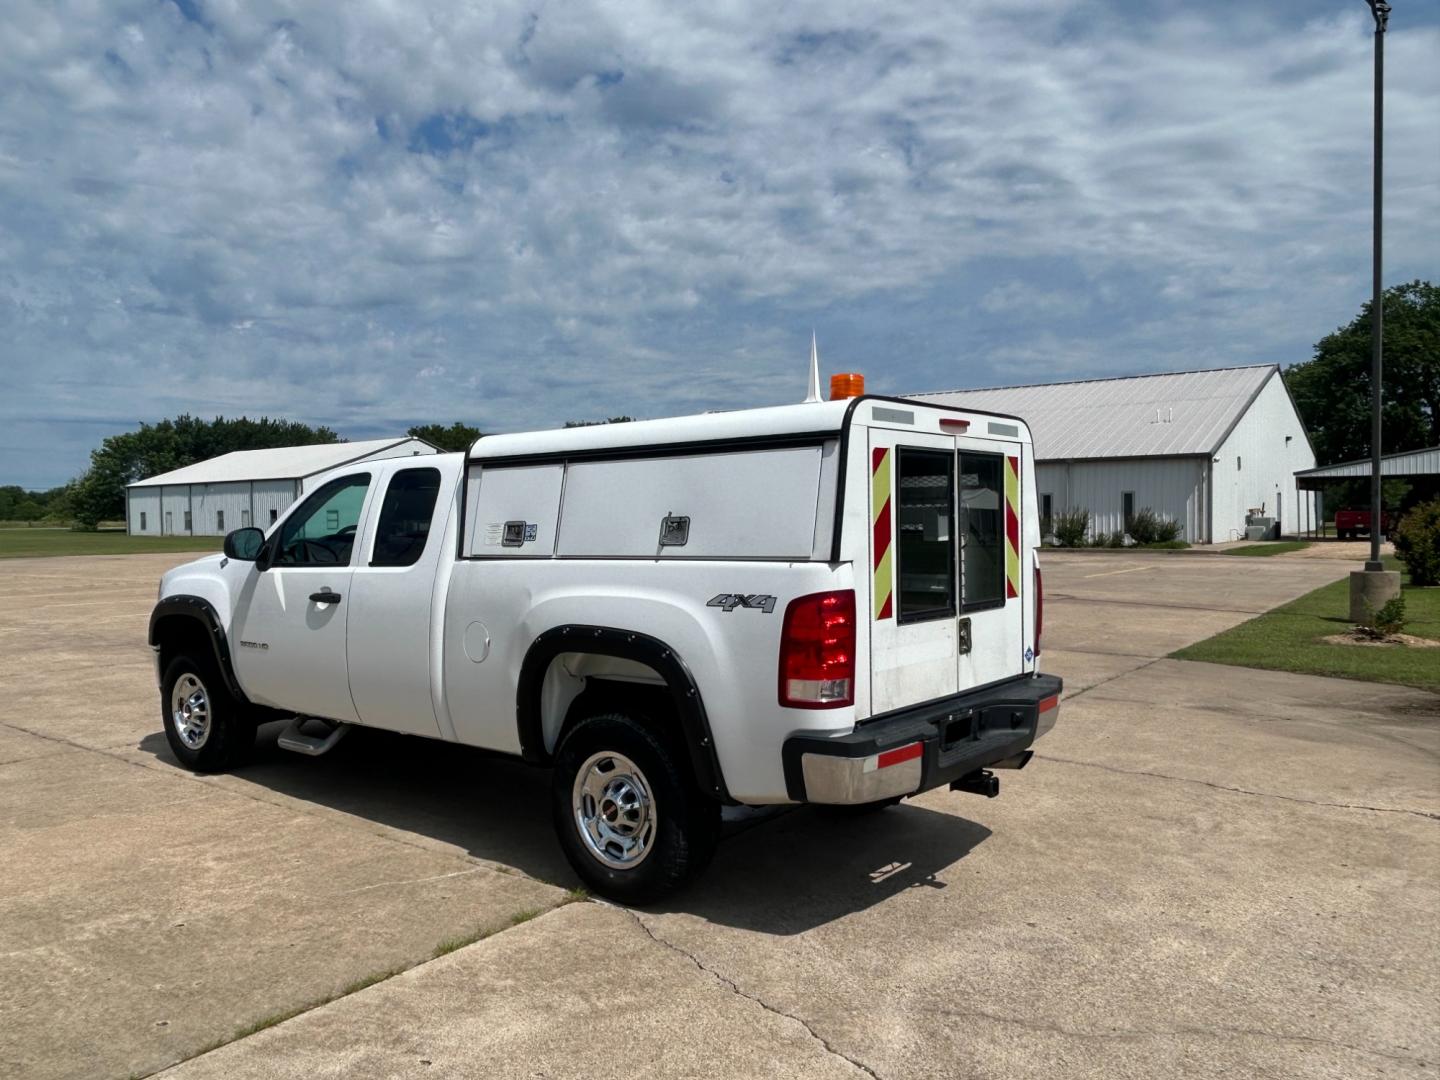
[277,717,350,757]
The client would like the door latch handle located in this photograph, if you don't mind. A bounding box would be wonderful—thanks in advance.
[958,617,972,655]
[309,589,342,604]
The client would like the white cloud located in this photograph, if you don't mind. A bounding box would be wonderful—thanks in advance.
[0,0,1436,486]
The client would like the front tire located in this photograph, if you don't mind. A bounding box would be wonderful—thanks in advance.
[161,653,255,773]
[551,712,720,905]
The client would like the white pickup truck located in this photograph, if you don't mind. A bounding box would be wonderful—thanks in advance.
[150,391,1061,902]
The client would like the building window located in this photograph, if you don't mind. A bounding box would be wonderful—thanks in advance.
[325,509,340,531]
[959,452,1006,611]
[165,511,173,534]
[241,509,250,527]
[183,510,192,533]
[1237,456,1242,471]
[1122,491,1135,531]
[1040,493,1053,526]
[216,510,225,531]
[371,468,442,568]
[895,448,956,623]
[270,509,279,524]
[140,512,147,530]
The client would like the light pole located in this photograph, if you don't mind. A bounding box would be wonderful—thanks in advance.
[1349,0,1401,622]
[1365,0,1389,573]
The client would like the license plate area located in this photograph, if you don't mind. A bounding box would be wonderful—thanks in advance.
[940,709,974,750]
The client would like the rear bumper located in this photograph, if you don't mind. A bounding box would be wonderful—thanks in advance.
[782,673,1063,804]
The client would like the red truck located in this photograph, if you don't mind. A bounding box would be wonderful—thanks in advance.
[1334,508,1397,540]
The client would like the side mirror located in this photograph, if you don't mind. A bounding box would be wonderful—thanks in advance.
[223,527,265,562]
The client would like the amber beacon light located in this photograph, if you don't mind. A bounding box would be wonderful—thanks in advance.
[829,372,865,400]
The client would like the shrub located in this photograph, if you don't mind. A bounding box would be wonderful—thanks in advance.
[1357,595,1407,640]
[1090,530,1124,548]
[1052,508,1090,548]
[1128,507,1182,544]
[1393,498,1440,587]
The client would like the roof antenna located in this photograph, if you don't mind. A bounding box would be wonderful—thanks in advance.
[804,330,822,403]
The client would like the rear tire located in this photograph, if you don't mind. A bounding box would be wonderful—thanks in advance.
[551,711,720,905]
[161,653,255,773]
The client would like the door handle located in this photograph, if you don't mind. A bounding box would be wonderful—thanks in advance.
[309,589,343,604]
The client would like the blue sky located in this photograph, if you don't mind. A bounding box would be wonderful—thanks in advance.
[1,0,1436,489]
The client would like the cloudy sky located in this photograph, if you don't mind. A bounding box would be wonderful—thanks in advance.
[2,0,1436,489]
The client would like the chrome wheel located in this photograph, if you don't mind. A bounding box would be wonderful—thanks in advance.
[572,751,656,870]
[170,672,211,751]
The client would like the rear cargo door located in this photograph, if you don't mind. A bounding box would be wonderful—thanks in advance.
[868,428,960,713]
[956,439,1026,689]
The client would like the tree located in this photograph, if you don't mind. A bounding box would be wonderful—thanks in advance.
[1285,281,1439,466]
[407,422,482,453]
[69,416,341,529]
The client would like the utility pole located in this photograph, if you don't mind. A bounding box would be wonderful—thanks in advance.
[1350,0,1401,621]
[1365,0,1389,573]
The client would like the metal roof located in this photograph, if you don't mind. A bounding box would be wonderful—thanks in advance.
[1295,445,1440,482]
[912,365,1278,460]
[128,438,434,488]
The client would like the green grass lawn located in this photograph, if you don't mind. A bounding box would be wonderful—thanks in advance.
[0,528,222,559]
[1223,541,1313,557]
[1173,560,1440,691]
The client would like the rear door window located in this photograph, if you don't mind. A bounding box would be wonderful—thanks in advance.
[896,448,956,622]
[959,452,1005,610]
[371,467,442,567]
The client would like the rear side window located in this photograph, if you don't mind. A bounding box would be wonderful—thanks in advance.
[896,448,956,622]
[371,468,442,567]
[959,452,1005,610]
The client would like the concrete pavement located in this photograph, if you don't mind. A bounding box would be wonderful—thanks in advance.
[1,550,1436,1079]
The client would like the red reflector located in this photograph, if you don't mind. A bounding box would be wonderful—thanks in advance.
[939,418,970,433]
[1038,694,1059,713]
[876,742,923,769]
[778,590,856,709]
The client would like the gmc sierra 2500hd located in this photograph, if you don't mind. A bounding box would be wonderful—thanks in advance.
[150,387,1061,902]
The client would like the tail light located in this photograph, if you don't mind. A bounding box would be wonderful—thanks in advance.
[1034,563,1044,657]
[778,590,856,708]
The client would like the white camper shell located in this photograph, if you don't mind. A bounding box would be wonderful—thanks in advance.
[150,395,1061,902]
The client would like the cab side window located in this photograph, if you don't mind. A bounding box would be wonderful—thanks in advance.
[272,473,371,566]
[371,468,442,568]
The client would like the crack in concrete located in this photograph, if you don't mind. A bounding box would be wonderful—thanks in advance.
[1046,593,1270,617]
[1058,656,1167,702]
[622,908,883,1079]
[1038,752,1440,821]
[933,1003,1430,1065]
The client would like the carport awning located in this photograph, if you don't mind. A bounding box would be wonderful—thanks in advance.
[1294,446,1439,490]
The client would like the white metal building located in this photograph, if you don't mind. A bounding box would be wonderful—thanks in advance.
[915,365,1316,543]
[126,438,440,537]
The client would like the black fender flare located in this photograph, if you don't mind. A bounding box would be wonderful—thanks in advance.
[148,595,249,702]
[516,625,730,803]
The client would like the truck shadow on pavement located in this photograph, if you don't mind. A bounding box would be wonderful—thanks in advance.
[139,723,991,936]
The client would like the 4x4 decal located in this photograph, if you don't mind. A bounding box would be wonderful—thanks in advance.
[707,593,777,614]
